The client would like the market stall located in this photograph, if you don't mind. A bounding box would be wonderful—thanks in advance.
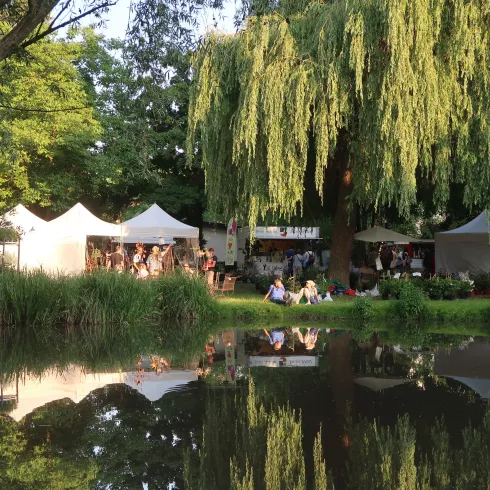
[42,203,122,274]
[237,226,321,276]
[435,212,490,274]
[120,204,199,268]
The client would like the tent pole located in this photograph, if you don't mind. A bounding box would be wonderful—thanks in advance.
[1,241,5,270]
[17,239,20,272]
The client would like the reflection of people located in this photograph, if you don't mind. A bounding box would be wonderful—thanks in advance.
[292,327,319,350]
[203,248,217,288]
[263,277,290,305]
[296,280,319,304]
[263,328,286,351]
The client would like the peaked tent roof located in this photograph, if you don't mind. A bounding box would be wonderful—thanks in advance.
[121,203,199,240]
[46,203,121,237]
[355,376,415,391]
[439,211,489,234]
[444,376,490,399]
[354,226,415,243]
[2,204,47,236]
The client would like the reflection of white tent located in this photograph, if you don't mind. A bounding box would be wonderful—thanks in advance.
[354,226,415,243]
[355,376,415,391]
[435,212,490,274]
[121,204,199,243]
[444,376,490,399]
[41,203,121,274]
[124,371,197,401]
[2,367,197,421]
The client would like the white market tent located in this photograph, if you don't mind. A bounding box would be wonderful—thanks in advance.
[3,204,47,235]
[1,204,48,269]
[354,226,415,244]
[121,203,199,243]
[2,367,197,421]
[41,203,122,274]
[435,212,490,274]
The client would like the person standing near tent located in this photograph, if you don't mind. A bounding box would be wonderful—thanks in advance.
[108,246,124,272]
[203,248,217,289]
[148,246,163,276]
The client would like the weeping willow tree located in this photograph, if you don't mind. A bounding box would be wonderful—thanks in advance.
[188,0,490,284]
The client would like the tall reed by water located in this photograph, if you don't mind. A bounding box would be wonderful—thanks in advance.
[0,270,214,329]
[0,270,217,377]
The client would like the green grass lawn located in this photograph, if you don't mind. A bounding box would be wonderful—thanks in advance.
[216,282,490,333]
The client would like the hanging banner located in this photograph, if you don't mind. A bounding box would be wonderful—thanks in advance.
[225,218,237,266]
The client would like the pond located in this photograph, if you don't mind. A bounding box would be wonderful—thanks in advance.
[1,327,490,489]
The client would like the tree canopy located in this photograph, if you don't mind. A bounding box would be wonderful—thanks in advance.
[188,0,490,279]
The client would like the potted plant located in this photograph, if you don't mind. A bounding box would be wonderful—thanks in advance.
[458,280,473,299]
[425,279,443,300]
[441,279,457,300]
[473,271,490,294]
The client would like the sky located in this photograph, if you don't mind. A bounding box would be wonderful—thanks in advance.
[71,0,237,40]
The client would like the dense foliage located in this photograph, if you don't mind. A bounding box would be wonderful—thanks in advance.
[188,0,490,281]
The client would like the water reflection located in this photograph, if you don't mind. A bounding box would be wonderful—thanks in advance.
[0,328,489,489]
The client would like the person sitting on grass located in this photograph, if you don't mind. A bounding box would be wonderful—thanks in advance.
[263,328,286,351]
[263,277,292,305]
[296,280,319,304]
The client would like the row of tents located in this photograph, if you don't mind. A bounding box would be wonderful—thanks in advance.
[355,212,490,275]
[2,202,489,275]
[1,202,199,274]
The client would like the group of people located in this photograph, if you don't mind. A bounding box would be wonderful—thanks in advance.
[105,243,174,279]
[263,327,320,351]
[366,244,412,273]
[263,277,321,306]
[285,248,315,277]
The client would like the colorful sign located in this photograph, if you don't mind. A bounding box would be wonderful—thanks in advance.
[255,226,320,240]
[225,218,237,266]
[247,356,319,368]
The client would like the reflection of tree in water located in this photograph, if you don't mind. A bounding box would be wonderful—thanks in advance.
[1,361,490,489]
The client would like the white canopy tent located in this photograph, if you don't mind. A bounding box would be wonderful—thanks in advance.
[40,203,122,274]
[435,212,490,274]
[2,367,197,421]
[1,204,48,270]
[354,226,415,244]
[121,203,199,243]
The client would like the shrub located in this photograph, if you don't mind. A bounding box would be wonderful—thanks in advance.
[396,283,427,320]
[353,297,373,322]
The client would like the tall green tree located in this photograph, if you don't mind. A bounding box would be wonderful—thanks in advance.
[77,29,206,227]
[0,34,101,213]
[188,0,490,284]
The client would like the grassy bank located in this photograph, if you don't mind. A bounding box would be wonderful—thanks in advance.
[217,283,490,327]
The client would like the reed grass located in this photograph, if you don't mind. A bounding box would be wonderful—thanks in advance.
[0,270,217,377]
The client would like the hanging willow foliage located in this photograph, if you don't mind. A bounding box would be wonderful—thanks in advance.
[188,0,490,230]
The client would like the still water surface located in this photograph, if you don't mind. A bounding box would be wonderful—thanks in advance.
[1,328,489,489]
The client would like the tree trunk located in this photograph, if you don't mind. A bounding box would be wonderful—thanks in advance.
[0,0,59,62]
[327,159,357,286]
